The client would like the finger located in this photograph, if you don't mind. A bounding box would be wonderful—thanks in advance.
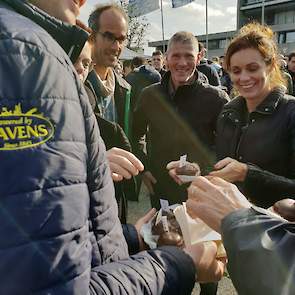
[140,208,157,223]
[168,169,183,185]
[214,157,233,170]
[206,176,232,188]
[187,184,207,202]
[111,172,123,182]
[109,154,139,176]
[190,176,217,192]
[114,148,144,171]
[108,148,144,171]
[109,162,132,179]
[166,160,180,170]
[209,166,230,179]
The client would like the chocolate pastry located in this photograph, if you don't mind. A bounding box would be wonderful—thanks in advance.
[175,163,200,176]
[157,232,184,247]
[151,209,182,236]
[151,209,184,247]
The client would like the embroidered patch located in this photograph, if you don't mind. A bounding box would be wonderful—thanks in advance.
[0,103,54,150]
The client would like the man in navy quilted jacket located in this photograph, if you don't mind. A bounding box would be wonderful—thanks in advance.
[0,0,225,294]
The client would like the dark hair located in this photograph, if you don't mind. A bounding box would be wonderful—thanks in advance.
[152,50,163,57]
[131,56,146,69]
[88,4,128,33]
[225,22,285,89]
[288,52,295,61]
[123,59,132,69]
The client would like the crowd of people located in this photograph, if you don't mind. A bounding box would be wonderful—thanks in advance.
[0,0,294,294]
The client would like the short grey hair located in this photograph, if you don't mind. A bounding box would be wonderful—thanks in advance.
[167,31,199,53]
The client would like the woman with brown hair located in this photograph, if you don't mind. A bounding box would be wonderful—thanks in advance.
[209,22,295,208]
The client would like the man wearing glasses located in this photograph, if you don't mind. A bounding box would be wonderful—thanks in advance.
[87,4,131,138]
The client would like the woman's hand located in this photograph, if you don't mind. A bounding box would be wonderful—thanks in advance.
[209,157,248,183]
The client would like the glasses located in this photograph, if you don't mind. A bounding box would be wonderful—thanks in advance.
[97,31,127,46]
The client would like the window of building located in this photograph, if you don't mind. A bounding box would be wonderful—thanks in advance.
[286,31,295,43]
[274,10,295,25]
[278,32,286,44]
[208,40,219,50]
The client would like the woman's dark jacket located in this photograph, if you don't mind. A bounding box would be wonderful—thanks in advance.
[216,88,295,208]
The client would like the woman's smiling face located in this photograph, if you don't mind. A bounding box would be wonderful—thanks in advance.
[229,47,272,103]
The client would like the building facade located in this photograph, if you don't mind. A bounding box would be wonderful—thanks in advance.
[148,0,295,58]
[238,0,295,54]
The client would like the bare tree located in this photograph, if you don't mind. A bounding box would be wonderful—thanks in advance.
[119,0,150,51]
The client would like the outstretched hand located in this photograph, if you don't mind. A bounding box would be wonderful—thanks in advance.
[107,147,144,182]
[209,157,248,183]
[187,176,251,232]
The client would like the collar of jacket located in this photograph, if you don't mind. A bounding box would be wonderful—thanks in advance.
[162,70,202,94]
[114,71,131,91]
[1,0,89,64]
[222,87,285,121]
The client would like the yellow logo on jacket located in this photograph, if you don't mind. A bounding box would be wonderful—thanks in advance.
[0,103,54,150]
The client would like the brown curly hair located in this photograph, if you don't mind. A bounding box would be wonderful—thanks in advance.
[225,22,286,90]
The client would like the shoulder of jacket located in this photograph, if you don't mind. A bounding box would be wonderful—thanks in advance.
[141,82,163,96]
[198,83,229,101]
[115,72,131,91]
[1,8,72,69]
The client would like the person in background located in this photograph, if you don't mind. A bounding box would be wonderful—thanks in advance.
[152,50,167,78]
[197,42,221,87]
[0,0,226,294]
[74,34,142,224]
[211,56,222,76]
[287,51,295,95]
[87,4,132,138]
[186,176,295,295]
[126,56,161,113]
[279,54,293,95]
[219,55,233,95]
[123,59,132,78]
[133,31,229,295]
[210,23,295,208]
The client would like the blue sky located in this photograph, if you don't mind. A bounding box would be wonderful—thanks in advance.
[80,0,237,54]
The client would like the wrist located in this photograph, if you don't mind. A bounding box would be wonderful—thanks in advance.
[238,163,248,182]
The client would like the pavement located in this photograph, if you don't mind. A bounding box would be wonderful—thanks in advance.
[127,184,237,295]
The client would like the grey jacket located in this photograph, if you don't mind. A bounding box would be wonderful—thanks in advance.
[222,207,295,295]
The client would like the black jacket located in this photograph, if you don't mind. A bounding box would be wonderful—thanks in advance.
[216,88,295,208]
[133,71,228,207]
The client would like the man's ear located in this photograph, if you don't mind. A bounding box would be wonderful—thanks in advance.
[195,52,201,65]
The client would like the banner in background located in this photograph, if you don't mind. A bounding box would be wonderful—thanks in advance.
[129,0,159,17]
[172,0,194,8]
